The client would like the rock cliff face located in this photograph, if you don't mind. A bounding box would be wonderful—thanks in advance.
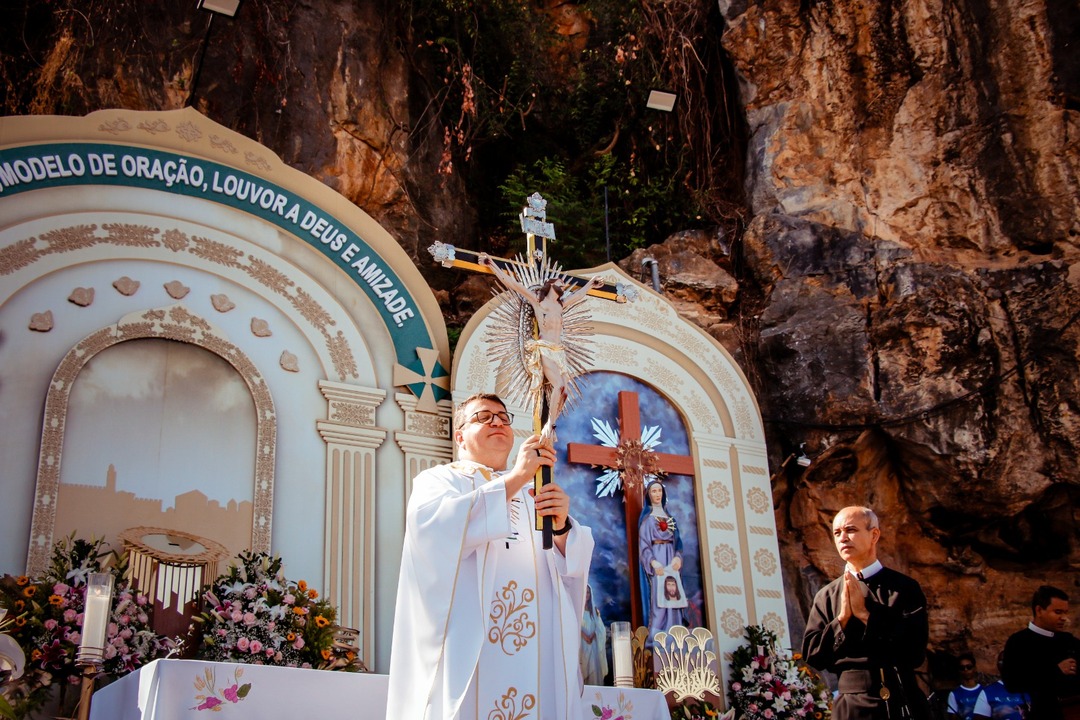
[4,0,1078,683]
[620,0,1080,679]
[713,0,1078,678]
[1,0,473,286]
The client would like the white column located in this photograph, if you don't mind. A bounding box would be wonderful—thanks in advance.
[393,392,454,502]
[317,380,387,671]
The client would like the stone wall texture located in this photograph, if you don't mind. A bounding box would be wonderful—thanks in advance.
[715,0,1079,679]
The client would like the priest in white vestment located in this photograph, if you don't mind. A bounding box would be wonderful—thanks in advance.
[386,393,594,720]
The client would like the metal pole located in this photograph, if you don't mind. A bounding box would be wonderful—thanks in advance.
[76,664,96,720]
[186,12,216,108]
[603,186,611,262]
[641,257,661,292]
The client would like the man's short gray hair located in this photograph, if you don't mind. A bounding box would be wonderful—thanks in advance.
[837,506,879,529]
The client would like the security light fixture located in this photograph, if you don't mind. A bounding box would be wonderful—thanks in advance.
[188,0,241,107]
[198,0,241,16]
[646,90,677,112]
[796,443,812,467]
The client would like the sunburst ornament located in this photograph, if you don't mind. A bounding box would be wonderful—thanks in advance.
[485,254,597,425]
[590,417,665,498]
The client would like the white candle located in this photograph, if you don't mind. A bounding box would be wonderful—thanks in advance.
[611,621,632,688]
[79,573,114,665]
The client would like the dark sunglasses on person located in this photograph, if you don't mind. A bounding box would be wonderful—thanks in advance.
[468,410,514,425]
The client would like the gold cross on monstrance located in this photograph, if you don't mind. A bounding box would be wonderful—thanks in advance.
[430,192,637,548]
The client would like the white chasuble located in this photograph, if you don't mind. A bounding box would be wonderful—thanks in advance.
[386,462,594,720]
[469,490,542,718]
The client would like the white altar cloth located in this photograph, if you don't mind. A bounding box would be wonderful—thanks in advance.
[90,659,672,719]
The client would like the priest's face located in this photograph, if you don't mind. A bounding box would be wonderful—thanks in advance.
[455,397,515,469]
[1033,597,1070,633]
[832,507,880,571]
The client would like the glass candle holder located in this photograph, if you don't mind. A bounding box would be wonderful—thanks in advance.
[77,573,114,666]
[611,621,633,688]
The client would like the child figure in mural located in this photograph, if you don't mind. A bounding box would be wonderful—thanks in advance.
[580,584,608,686]
[639,479,688,643]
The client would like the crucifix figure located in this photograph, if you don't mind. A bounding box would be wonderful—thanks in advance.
[429,192,637,547]
[567,390,695,631]
[479,252,602,443]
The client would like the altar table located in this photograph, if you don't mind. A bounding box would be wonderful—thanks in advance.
[90,659,673,719]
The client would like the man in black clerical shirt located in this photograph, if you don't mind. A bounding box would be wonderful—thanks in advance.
[802,506,930,720]
[1001,585,1080,720]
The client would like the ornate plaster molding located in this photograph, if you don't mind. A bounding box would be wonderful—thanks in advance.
[27,304,277,574]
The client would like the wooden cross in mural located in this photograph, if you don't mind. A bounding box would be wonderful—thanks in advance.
[430,193,635,548]
[567,390,696,630]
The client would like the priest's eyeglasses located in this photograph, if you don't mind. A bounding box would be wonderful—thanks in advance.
[466,410,514,426]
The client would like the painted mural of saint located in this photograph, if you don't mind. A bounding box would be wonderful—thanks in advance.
[580,584,608,685]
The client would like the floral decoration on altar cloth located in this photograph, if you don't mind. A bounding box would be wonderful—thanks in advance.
[727,625,831,720]
[590,688,634,719]
[192,664,251,711]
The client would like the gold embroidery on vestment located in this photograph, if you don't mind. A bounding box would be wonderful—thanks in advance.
[487,687,536,720]
[487,580,536,654]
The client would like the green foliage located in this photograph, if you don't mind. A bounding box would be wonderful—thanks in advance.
[446,325,463,356]
[499,153,698,268]
[499,158,604,268]
[670,696,723,719]
[401,0,731,264]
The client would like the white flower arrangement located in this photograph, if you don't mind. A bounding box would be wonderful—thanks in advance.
[728,625,831,720]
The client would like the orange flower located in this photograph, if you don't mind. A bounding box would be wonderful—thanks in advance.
[15,576,29,586]
[31,649,42,661]
[793,652,803,660]
[297,580,308,592]
[14,600,25,611]
[292,606,307,615]
[321,648,332,660]
[15,617,26,627]
[314,615,330,628]
[307,589,318,599]
[286,632,296,642]
[22,586,37,598]
[48,594,65,606]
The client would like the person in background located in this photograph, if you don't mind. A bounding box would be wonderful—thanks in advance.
[802,506,930,720]
[948,653,984,720]
[1001,585,1080,720]
[974,651,1030,720]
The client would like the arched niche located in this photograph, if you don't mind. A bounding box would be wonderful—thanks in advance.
[28,304,275,574]
[453,264,787,692]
